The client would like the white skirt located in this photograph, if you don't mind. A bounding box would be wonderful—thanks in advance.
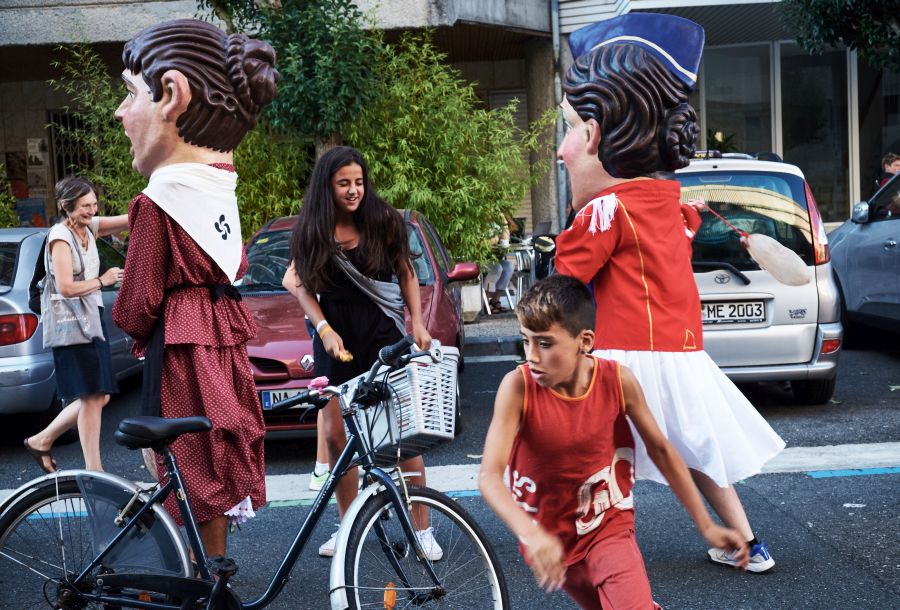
[594,349,786,487]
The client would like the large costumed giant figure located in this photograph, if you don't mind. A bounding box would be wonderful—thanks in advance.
[112,19,278,556]
[554,14,786,572]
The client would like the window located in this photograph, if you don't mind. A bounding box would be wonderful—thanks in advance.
[407,225,434,285]
[0,242,19,288]
[702,45,772,154]
[97,239,125,279]
[868,174,900,222]
[677,170,815,269]
[243,230,291,288]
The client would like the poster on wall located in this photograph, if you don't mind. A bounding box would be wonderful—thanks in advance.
[4,151,28,199]
[27,138,49,168]
[15,198,47,227]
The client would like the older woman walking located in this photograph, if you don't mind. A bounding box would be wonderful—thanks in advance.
[23,176,127,472]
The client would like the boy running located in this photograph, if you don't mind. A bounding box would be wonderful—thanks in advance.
[479,275,748,609]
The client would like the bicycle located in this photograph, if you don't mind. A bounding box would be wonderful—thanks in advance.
[0,335,509,609]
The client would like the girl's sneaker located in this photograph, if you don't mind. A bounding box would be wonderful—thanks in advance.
[309,469,330,491]
[708,540,775,573]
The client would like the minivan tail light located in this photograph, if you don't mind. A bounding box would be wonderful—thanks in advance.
[0,314,38,346]
[805,181,830,264]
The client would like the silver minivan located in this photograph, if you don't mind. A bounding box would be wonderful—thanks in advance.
[0,228,140,424]
[674,155,843,404]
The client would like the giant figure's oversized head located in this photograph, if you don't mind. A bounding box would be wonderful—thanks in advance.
[563,13,704,178]
[121,19,279,154]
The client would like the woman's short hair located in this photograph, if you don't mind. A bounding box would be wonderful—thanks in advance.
[55,176,96,218]
[563,43,699,178]
[123,19,279,152]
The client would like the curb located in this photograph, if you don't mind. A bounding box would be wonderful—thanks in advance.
[463,335,522,358]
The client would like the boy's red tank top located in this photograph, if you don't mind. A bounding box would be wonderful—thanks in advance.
[507,356,636,566]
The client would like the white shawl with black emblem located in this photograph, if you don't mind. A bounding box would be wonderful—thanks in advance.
[143,163,242,283]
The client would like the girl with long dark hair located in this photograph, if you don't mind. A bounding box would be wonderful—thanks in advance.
[284,146,440,559]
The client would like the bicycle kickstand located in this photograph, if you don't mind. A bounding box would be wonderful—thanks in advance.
[205,556,238,609]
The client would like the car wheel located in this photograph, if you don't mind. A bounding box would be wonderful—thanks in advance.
[790,378,836,406]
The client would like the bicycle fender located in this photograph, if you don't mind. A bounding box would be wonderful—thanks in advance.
[0,469,191,577]
[329,480,385,610]
[1,469,146,515]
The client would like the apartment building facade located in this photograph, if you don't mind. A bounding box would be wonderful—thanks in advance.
[0,0,896,227]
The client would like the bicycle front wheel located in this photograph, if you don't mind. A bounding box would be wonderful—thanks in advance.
[344,485,509,609]
[0,475,189,609]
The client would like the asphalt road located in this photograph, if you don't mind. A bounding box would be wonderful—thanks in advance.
[0,333,897,609]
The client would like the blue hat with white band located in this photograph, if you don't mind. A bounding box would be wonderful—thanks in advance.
[568,13,705,89]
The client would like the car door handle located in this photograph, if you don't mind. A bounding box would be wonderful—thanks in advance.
[884,240,897,249]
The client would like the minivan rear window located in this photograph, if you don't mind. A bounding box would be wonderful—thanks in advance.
[676,171,815,269]
[0,242,18,289]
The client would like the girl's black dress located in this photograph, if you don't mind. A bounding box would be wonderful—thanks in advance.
[312,246,403,384]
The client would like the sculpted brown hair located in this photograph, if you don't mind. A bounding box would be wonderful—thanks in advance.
[563,43,699,178]
[123,19,279,152]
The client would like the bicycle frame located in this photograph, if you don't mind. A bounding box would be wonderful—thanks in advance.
[64,378,441,610]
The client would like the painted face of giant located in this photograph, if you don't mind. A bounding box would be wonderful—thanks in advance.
[557,98,605,211]
[114,69,179,178]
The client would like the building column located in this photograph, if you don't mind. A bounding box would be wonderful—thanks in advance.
[525,37,559,232]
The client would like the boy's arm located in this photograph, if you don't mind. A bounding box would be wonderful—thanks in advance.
[620,366,750,569]
[478,370,566,592]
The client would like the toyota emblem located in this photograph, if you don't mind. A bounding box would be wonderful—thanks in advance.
[714,273,731,284]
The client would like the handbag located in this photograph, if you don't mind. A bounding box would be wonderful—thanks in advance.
[41,227,104,348]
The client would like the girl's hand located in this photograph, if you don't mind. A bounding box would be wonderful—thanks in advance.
[701,524,749,569]
[100,266,123,288]
[412,322,432,351]
[521,525,566,592]
[321,329,347,360]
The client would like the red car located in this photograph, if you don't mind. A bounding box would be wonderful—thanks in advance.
[238,210,479,433]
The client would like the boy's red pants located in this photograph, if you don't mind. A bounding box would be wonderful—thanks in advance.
[562,527,662,610]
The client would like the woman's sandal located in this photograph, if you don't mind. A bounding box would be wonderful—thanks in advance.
[24,437,58,474]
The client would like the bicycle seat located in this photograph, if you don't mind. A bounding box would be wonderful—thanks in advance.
[115,416,213,450]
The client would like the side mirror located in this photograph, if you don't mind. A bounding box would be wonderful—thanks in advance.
[446,262,480,283]
[850,201,869,224]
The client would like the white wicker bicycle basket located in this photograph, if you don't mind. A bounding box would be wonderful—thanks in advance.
[349,345,459,463]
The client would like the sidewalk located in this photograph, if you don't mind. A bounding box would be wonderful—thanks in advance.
[463,310,521,357]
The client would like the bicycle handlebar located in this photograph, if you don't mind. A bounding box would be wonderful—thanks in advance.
[378,334,415,367]
[268,335,439,413]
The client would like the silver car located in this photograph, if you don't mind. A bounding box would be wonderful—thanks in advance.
[829,172,900,333]
[0,228,140,425]
[674,155,843,405]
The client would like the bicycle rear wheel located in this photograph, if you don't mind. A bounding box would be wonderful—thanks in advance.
[0,475,189,609]
[343,485,509,609]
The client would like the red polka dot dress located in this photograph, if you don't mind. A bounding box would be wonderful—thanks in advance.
[112,168,266,525]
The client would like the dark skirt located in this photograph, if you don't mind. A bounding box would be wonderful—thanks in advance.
[51,311,118,401]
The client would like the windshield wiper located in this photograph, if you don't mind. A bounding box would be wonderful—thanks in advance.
[237,282,286,292]
[692,261,751,285]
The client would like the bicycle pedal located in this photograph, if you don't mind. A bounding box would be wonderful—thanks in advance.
[206,556,238,579]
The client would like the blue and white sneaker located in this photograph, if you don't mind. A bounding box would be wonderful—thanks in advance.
[708,540,775,573]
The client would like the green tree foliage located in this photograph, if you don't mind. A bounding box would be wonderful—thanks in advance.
[49,44,308,235]
[782,0,900,72]
[232,125,311,237]
[0,166,19,228]
[211,0,380,154]
[49,44,144,215]
[346,32,551,267]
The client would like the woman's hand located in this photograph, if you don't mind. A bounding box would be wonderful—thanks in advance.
[700,524,749,569]
[412,322,432,350]
[521,524,566,592]
[100,266,123,288]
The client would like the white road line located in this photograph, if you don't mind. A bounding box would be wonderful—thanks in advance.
[465,355,521,363]
[2,442,898,504]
